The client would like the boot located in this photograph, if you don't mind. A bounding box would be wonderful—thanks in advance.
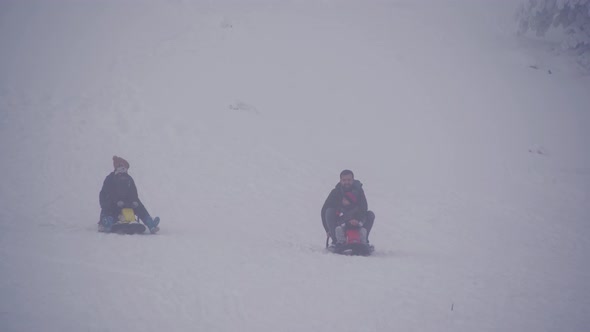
[99,215,114,232]
[143,215,160,234]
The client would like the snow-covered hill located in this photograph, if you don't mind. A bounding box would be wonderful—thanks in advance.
[1,1,589,331]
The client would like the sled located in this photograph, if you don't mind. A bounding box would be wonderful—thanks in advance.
[98,207,147,235]
[328,242,374,256]
[110,222,146,235]
[326,228,374,256]
[112,207,146,234]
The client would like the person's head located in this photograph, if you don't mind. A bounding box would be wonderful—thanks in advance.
[113,156,130,174]
[339,169,354,190]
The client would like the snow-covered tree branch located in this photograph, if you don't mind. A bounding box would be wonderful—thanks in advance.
[517,0,590,68]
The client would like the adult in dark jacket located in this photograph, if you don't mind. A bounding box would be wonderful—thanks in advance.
[321,169,375,244]
[98,156,160,233]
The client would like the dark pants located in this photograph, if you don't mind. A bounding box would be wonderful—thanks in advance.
[325,209,375,243]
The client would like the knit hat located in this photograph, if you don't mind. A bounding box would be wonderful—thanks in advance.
[343,191,358,204]
[113,156,130,169]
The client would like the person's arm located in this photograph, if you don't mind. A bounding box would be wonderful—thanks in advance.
[352,180,368,215]
[99,174,112,209]
[321,189,338,229]
[131,177,139,201]
[358,189,368,215]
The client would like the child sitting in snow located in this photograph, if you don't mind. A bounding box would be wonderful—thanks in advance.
[334,192,368,245]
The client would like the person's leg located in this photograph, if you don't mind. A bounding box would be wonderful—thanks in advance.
[322,218,329,236]
[335,225,346,244]
[363,211,375,242]
[98,209,115,232]
[359,227,368,244]
[135,202,160,233]
[324,208,340,244]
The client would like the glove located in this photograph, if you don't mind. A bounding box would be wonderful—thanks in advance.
[349,219,359,227]
[117,201,125,208]
[132,201,139,208]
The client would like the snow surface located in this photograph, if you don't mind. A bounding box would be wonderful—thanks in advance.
[1,1,589,331]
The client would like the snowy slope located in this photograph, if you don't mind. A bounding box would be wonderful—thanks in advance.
[1,1,589,331]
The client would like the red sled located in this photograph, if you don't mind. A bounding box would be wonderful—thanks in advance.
[326,228,374,256]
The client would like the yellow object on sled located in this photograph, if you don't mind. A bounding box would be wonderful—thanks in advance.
[120,208,136,223]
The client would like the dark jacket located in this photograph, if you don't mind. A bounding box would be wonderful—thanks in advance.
[99,172,140,212]
[321,179,368,226]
